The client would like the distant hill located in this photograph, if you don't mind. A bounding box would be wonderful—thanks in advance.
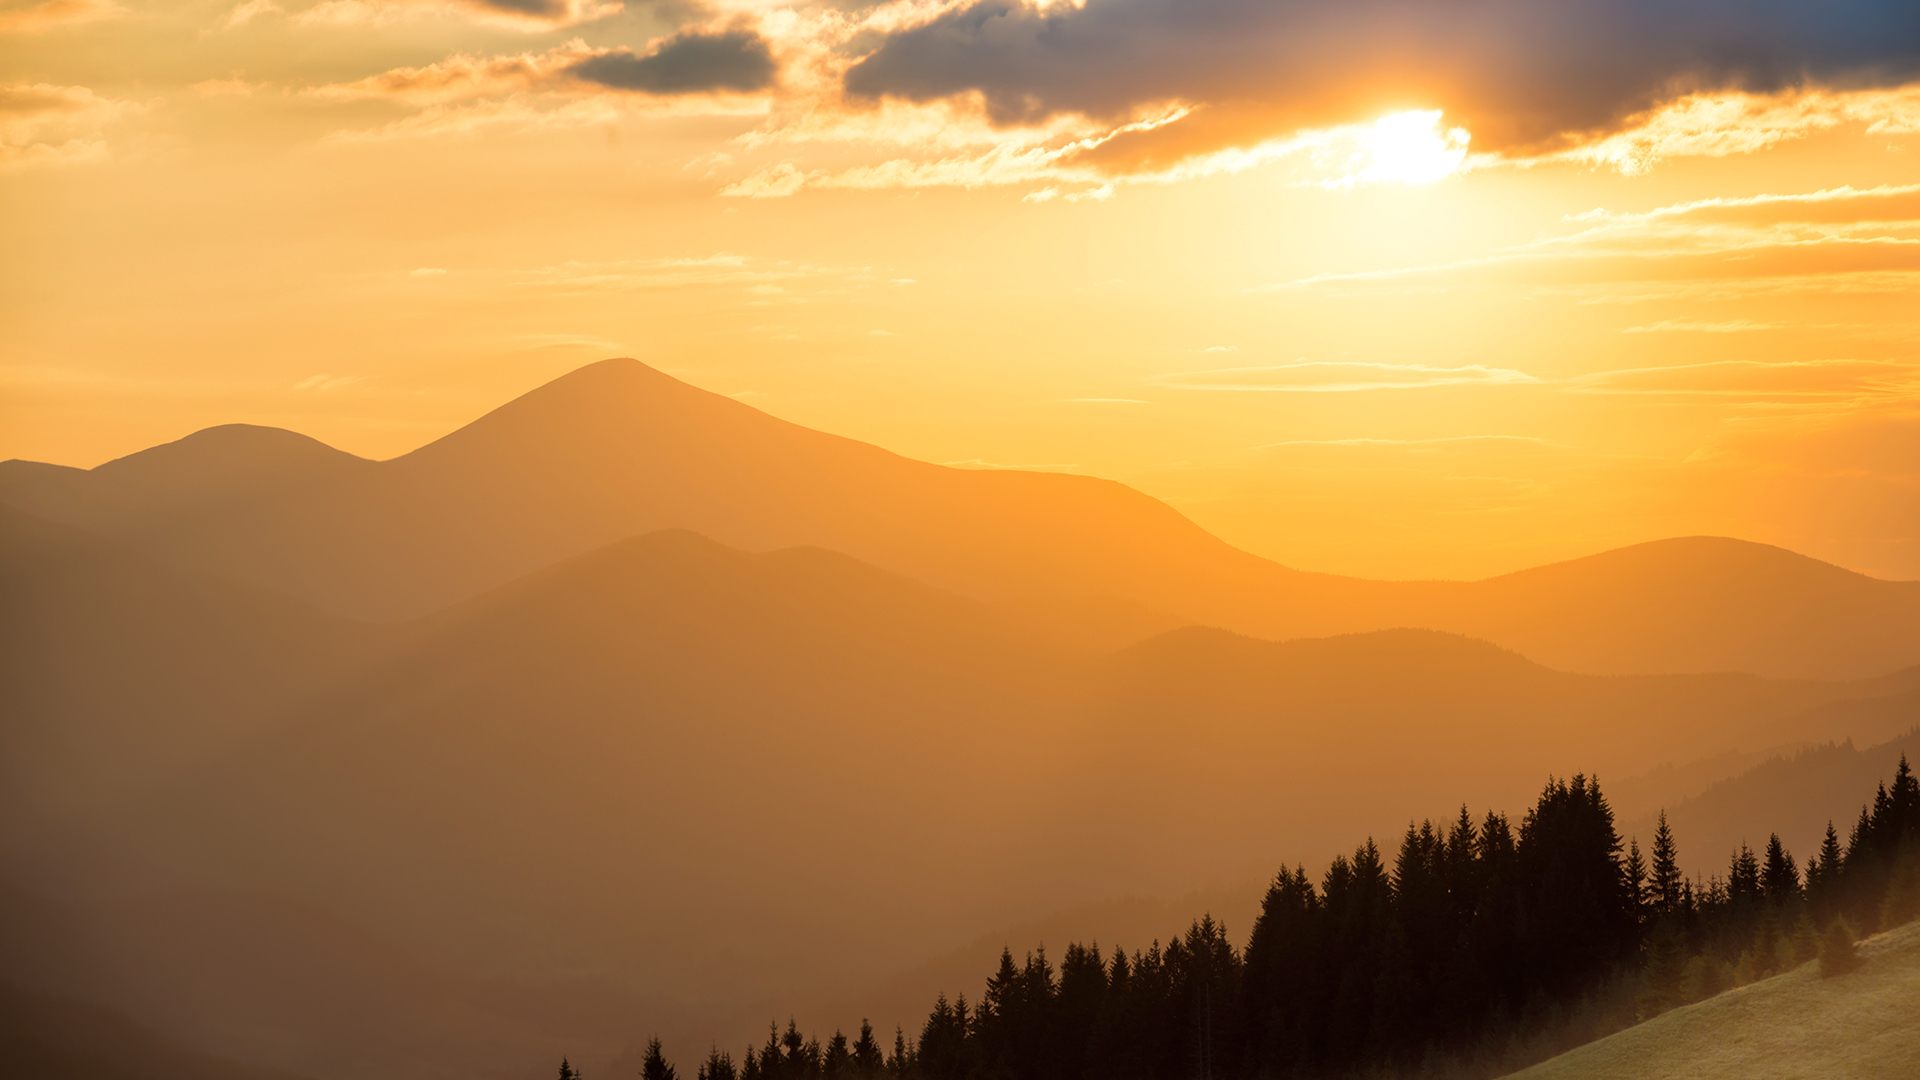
[1620,725,1920,879]
[5,359,1920,679]
[1502,920,1920,1080]
[12,523,1917,1080]
[0,504,378,844]
[0,981,311,1080]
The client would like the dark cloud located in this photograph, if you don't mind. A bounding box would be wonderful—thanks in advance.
[467,0,570,18]
[843,0,1920,155]
[569,29,777,94]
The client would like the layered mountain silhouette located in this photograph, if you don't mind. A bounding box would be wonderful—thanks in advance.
[5,358,1919,678]
[1620,725,1920,880]
[8,358,1920,1080]
[8,512,1918,1080]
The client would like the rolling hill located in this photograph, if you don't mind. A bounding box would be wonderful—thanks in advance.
[5,359,1920,679]
[1620,725,1920,879]
[10,518,1919,1080]
[1502,920,1920,1080]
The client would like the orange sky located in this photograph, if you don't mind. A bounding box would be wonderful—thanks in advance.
[3,0,1918,580]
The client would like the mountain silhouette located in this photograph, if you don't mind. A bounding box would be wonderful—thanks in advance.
[13,521,1916,1080]
[5,359,1919,678]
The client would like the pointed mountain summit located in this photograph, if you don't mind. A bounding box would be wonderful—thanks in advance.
[4,358,1919,678]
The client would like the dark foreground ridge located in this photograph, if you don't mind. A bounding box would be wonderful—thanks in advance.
[622,760,1920,1080]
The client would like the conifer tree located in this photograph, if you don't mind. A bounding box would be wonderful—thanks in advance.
[1761,834,1800,905]
[1625,838,1649,921]
[884,1027,913,1080]
[822,1032,851,1080]
[559,1058,582,1080]
[1650,812,1683,916]
[1730,844,1762,903]
[699,1047,737,1080]
[642,1038,678,1080]
[851,1021,883,1079]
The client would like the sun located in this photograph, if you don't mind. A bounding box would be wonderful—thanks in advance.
[1359,110,1473,184]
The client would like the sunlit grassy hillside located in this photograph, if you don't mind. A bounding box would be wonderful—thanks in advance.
[1505,921,1920,1080]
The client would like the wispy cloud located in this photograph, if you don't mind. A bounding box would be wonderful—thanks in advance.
[0,82,140,170]
[1257,182,1920,299]
[1571,359,1920,399]
[1621,319,1781,334]
[0,0,122,33]
[1157,361,1539,392]
[288,0,619,32]
[1252,435,1555,449]
[1545,86,1920,175]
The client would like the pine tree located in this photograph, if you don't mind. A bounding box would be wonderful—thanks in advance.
[642,1038,678,1080]
[1761,834,1800,906]
[1650,812,1683,917]
[822,1032,851,1080]
[885,1027,913,1080]
[917,994,970,1080]
[1730,844,1762,903]
[559,1058,582,1080]
[699,1047,737,1080]
[851,1021,883,1079]
[1625,838,1649,922]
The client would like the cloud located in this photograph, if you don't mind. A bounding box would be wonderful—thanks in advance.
[568,30,777,95]
[216,0,280,28]
[311,32,781,130]
[1621,319,1782,334]
[1253,435,1554,448]
[1158,361,1539,392]
[720,160,813,197]
[290,0,619,32]
[1259,181,1920,299]
[1571,359,1920,399]
[0,82,137,170]
[1550,86,1920,173]
[842,0,1920,165]
[192,76,268,95]
[0,0,122,33]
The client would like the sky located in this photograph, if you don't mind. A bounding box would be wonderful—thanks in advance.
[3,0,1919,581]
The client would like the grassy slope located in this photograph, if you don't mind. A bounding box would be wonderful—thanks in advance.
[1505,921,1920,1080]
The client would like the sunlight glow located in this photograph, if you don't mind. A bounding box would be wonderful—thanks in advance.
[1355,110,1471,185]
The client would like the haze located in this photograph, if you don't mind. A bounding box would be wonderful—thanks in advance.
[3,0,1920,1078]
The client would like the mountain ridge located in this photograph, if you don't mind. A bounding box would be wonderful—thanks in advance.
[6,358,1920,680]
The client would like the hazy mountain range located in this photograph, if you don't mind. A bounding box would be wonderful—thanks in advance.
[7,359,1919,678]
[4,358,1918,1080]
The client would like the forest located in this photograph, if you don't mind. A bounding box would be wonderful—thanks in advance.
[616,759,1920,1080]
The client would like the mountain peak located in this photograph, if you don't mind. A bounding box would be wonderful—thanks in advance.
[95,425,370,481]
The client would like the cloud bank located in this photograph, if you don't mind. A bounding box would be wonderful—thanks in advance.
[844,0,1920,164]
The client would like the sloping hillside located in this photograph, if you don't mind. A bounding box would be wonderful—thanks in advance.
[5,359,1920,678]
[1503,921,1920,1080]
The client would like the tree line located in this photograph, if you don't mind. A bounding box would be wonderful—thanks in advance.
[600,757,1920,1080]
